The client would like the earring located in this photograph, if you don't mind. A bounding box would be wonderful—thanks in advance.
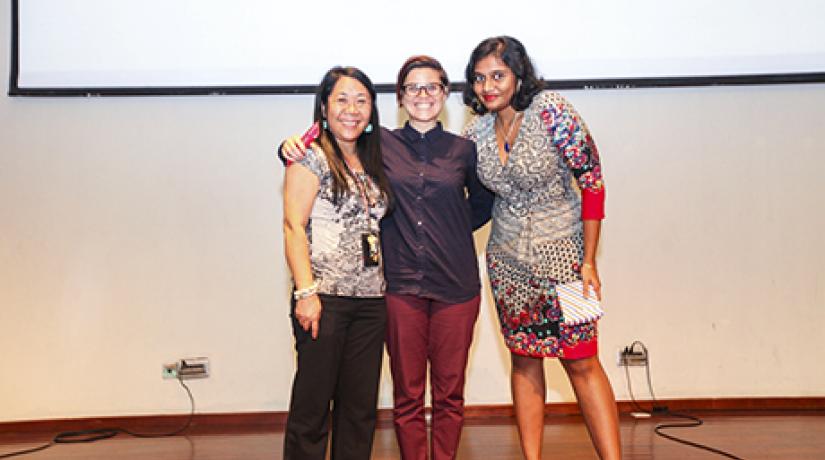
[364,123,373,134]
[322,120,328,130]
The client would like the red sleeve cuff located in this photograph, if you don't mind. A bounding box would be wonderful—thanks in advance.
[581,187,605,220]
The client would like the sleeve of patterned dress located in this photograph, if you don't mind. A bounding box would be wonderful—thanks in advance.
[539,93,606,220]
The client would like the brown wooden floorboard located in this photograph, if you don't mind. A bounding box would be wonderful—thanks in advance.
[1,412,823,459]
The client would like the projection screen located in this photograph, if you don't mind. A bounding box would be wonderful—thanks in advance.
[9,0,825,96]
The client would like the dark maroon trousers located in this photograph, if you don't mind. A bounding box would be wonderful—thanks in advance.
[385,293,480,460]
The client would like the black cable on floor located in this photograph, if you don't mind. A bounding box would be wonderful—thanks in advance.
[0,377,195,459]
[0,442,53,459]
[623,340,746,460]
[654,411,745,460]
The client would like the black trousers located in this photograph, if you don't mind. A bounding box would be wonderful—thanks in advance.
[283,295,387,460]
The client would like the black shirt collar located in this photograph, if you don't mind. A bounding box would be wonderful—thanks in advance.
[400,121,444,142]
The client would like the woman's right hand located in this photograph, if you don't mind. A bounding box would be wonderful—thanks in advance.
[295,294,322,339]
[281,135,310,164]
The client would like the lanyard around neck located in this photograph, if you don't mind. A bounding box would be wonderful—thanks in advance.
[350,169,377,232]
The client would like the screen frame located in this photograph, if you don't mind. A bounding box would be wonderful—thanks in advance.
[8,0,825,97]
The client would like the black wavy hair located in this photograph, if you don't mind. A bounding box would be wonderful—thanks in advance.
[395,55,449,106]
[462,36,544,115]
[313,66,391,205]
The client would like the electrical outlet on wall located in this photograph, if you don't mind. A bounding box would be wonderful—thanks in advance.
[618,345,648,367]
[178,357,209,379]
[161,357,210,380]
[162,362,179,379]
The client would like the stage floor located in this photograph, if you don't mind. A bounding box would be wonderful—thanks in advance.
[1,412,823,459]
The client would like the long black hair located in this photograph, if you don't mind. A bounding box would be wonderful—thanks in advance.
[313,66,391,205]
[462,36,544,115]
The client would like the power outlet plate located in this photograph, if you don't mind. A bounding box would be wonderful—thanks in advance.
[617,348,648,367]
[162,363,178,379]
[161,357,210,380]
[178,357,210,379]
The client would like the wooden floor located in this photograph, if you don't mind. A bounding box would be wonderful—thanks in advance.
[2,412,823,459]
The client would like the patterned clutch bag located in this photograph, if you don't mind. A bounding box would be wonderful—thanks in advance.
[556,280,604,326]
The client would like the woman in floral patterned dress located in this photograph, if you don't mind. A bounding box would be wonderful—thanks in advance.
[462,36,621,460]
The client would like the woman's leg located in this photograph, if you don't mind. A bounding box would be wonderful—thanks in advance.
[561,355,622,460]
[330,296,387,460]
[385,293,430,460]
[284,295,346,460]
[511,353,546,460]
[428,295,480,460]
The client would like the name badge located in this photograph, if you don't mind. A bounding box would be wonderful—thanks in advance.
[362,232,380,267]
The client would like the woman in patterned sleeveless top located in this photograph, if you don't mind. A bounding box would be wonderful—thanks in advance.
[282,67,392,460]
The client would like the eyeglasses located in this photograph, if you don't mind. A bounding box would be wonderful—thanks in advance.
[402,82,445,97]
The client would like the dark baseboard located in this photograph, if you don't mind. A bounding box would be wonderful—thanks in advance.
[467,397,825,419]
[3,397,823,435]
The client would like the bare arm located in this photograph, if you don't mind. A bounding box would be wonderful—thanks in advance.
[283,163,322,338]
[581,219,602,300]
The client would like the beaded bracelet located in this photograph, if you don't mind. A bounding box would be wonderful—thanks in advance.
[293,281,319,300]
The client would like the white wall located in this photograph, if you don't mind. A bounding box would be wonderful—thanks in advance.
[2,2,824,422]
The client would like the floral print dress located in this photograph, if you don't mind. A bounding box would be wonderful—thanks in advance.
[463,91,605,358]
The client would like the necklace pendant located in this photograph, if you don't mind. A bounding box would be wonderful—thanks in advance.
[504,142,510,153]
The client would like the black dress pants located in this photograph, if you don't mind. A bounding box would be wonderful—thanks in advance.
[283,294,386,460]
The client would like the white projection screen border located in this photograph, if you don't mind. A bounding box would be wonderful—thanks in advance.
[8,0,825,96]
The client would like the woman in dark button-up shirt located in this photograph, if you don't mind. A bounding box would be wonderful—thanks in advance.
[379,56,492,460]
